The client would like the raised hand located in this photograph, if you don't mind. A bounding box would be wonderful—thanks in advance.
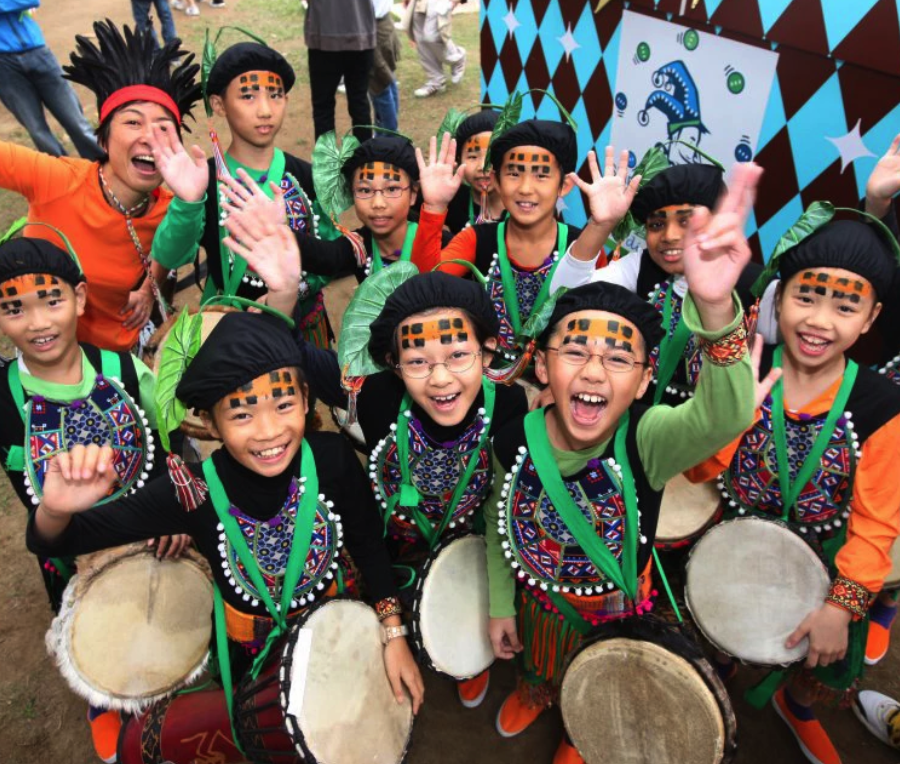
[570,147,642,229]
[148,123,209,203]
[865,134,900,219]
[415,132,465,212]
[40,444,118,517]
[220,168,286,229]
[682,162,763,325]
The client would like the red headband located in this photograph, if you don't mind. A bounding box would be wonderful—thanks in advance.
[99,85,181,124]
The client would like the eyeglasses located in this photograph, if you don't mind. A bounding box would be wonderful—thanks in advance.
[396,350,482,379]
[544,347,646,373]
[352,185,410,200]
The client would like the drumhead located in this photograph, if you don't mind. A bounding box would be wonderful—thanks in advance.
[884,539,900,590]
[49,546,213,712]
[561,630,728,764]
[685,517,830,665]
[282,599,412,764]
[656,474,721,543]
[413,535,494,679]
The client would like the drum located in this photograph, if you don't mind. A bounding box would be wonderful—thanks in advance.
[234,598,413,764]
[884,538,900,591]
[560,616,736,764]
[655,474,723,551]
[685,517,831,665]
[410,534,494,679]
[143,306,234,439]
[46,544,213,713]
[330,405,367,452]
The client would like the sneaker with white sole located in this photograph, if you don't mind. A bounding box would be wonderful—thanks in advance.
[450,49,467,84]
[171,0,185,8]
[414,82,446,98]
[854,690,900,749]
[186,4,200,16]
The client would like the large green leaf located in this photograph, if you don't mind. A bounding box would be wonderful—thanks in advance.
[437,107,467,147]
[338,262,420,378]
[751,201,835,297]
[520,287,568,342]
[312,131,361,218]
[155,308,203,452]
[483,91,524,171]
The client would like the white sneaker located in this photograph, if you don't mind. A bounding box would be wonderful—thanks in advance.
[450,48,467,84]
[854,690,900,749]
[414,82,446,98]
[186,4,199,15]
[171,0,185,8]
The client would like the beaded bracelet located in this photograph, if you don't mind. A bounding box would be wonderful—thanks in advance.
[375,596,402,622]
[825,575,870,621]
[698,322,748,367]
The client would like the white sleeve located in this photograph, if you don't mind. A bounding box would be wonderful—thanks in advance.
[550,246,644,293]
[756,280,781,344]
[549,244,599,291]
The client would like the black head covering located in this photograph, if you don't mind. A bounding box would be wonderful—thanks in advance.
[489,119,578,175]
[64,19,200,128]
[368,272,500,365]
[0,238,85,287]
[540,282,665,353]
[206,42,296,98]
[177,312,303,411]
[342,136,420,184]
[455,110,499,162]
[779,220,897,300]
[631,164,725,223]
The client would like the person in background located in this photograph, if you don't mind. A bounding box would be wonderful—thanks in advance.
[370,0,400,131]
[407,0,467,99]
[0,1,102,159]
[130,0,179,50]
[171,0,200,17]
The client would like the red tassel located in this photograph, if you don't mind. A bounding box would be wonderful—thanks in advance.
[331,215,367,268]
[340,366,366,425]
[745,298,760,341]
[477,190,495,224]
[483,340,536,385]
[167,452,208,511]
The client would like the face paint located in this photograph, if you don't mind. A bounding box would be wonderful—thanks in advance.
[237,71,285,97]
[0,273,62,303]
[561,318,636,354]
[797,270,872,303]
[400,316,471,349]
[357,162,402,184]
[227,368,297,409]
[463,134,490,155]
[505,151,553,178]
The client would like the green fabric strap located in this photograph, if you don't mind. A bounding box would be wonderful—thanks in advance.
[495,221,568,336]
[370,221,418,274]
[387,379,496,550]
[652,284,693,405]
[468,192,475,227]
[98,349,121,383]
[522,408,639,601]
[771,345,858,519]
[652,548,682,623]
[213,585,247,758]
[545,588,592,636]
[219,149,287,296]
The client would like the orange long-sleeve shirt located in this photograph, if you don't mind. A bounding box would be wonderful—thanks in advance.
[687,375,900,593]
[0,141,173,351]
[410,205,478,278]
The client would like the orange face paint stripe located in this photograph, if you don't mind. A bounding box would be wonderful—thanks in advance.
[400,317,470,349]
[797,270,872,302]
[0,273,62,300]
[237,71,284,95]
[463,134,490,154]
[227,369,297,408]
[358,161,402,183]
[562,318,635,352]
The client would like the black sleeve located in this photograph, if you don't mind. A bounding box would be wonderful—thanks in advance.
[310,432,398,602]
[490,382,529,435]
[25,471,197,558]
[289,318,347,409]
[297,233,359,278]
[355,372,407,449]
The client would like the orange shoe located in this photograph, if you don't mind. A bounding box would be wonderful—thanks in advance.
[772,688,842,764]
[87,707,121,763]
[553,738,585,764]
[458,669,490,708]
[496,689,545,738]
[865,599,897,666]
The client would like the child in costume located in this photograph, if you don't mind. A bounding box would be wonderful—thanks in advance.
[0,20,200,352]
[549,151,765,405]
[148,35,335,350]
[686,213,900,764]
[411,101,618,367]
[440,108,505,233]
[25,309,426,752]
[484,164,764,764]
[218,181,529,708]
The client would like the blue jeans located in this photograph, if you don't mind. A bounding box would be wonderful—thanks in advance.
[371,79,400,132]
[131,0,178,48]
[0,46,102,159]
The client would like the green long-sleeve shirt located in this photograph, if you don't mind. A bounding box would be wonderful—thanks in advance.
[485,292,755,617]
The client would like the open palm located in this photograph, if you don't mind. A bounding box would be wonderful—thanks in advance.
[416,132,465,210]
[867,134,900,202]
[570,147,641,227]
[149,123,208,203]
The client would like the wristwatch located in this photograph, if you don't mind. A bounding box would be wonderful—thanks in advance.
[381,624,409,645]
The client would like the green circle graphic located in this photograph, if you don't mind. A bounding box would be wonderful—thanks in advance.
[637,42,651,62]
[727,71,745,94]
[684,29,700,50]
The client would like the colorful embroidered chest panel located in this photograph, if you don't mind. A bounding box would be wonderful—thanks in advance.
[282,177,314,235]
[26,376,150,503]
[216,478,341,609]
[502,452,635,588]
[648,283,701,395]
[487,254,557,358]
[372,415,492,540]
[723,400,855,527]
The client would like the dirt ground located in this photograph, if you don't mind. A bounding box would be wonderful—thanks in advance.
[0,1,899,763]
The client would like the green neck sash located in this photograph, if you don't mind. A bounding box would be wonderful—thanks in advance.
[218,149,286,296]
[652,282,692,405]
[522,408,639,601]
[770,345,858,520]
[495,221,568,337]
[370,221,417,274]
[387,379,496,549]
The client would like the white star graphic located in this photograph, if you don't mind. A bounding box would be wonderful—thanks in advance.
[558,24,581,61]
[503,6,521,39]
[825,119,875,173]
